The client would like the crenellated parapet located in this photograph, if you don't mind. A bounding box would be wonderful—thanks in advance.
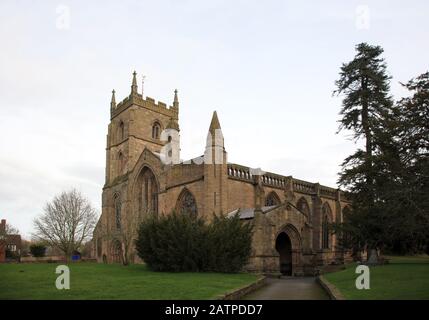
[111,94,178,120]
[110,71,179,120]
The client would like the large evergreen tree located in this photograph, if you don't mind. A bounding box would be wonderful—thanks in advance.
[334,43,394,260]
[385,72,429,253]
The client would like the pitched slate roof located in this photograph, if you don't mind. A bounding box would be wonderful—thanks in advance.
[227,205,279,220]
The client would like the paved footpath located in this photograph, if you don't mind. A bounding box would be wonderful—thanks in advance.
[242,277,329,300]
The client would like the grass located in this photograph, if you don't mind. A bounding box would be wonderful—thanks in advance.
[323,255,429,300]
[0,263,259,300]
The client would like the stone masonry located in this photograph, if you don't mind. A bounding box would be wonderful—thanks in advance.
[93,72,352,275]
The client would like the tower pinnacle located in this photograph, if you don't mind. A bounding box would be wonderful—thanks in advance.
[110,89,116,110]
[173,89,179,109]
[131,71,138,95]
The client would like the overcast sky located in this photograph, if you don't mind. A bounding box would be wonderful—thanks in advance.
[1,0,428,238]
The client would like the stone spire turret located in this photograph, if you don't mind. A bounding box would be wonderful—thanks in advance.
[110,89,116,111]
[203,110,228,216]
[165,117,181,164]
[205,111,225,157]
[208,111,222,136]
[131,71,138,95]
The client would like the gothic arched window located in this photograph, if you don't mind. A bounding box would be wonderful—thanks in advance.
[176,189,198,217]
[297,197,311,223]
[265,192,281,206]
[322,203,332,249]
[152,122,161,139]
[114,194,121,230]
[322,215,329,249]
[137,167,159,215]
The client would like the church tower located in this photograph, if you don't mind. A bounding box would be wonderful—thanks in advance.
[105,71,179,185]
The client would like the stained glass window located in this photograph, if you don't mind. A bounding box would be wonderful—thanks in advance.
[265,192,280,206]
[322,203,332,249]
[114,195,121,230]
[176,189,198,217]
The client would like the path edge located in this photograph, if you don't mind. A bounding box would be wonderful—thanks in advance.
[317,275,346,300]
[217,276,267,300]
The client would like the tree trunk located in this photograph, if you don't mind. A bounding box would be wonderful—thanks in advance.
[64,250,71,263]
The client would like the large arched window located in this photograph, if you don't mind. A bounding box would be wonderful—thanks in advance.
[152,122,161,139]
[114,194,121,230]
[322,203,332,249]
[265,191,281,206]
[297,197,311,223]
[137,167,159,215]
[176,188,198,217]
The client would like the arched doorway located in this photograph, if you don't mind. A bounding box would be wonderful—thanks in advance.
[275,232,292,275]
[110,240,122,264]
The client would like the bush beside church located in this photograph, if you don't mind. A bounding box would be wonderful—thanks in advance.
[135,212,253,273]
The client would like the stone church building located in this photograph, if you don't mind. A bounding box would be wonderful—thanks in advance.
[93,72,351,276]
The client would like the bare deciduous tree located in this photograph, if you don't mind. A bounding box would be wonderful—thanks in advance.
[33,189,98,260]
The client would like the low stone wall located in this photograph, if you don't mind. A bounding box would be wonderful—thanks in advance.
[217,276,267,300]
[317,275,345,300]
[20,256,97,263]
[21,256,66,263]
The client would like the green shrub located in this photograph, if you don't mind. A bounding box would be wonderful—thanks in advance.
[29,244,46,257]
[135,212,253,273]
[206,214,253,273]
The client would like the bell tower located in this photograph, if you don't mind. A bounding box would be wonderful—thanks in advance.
[104,71,180,186]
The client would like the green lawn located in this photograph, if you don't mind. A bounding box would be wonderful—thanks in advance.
[0,263,259,300]
[323,255,429,300]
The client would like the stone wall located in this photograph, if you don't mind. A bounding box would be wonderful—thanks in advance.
[93,85,351,270]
